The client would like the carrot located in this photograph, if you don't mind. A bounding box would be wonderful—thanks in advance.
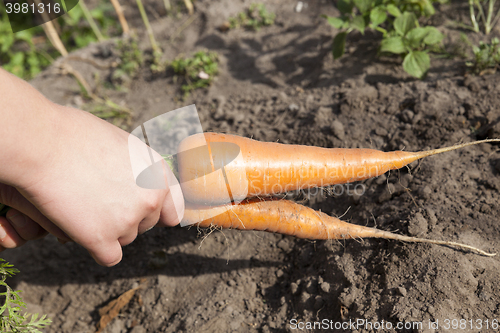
[177,132,500,205]
[184,198,496,256]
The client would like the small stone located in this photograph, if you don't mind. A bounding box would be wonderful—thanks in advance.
[300,291,311,304]
[331,120,345,140]
[295,1,304,12]
[320,282,330,293]
[401,109,414,123]
[290,282,299,294]
[288,103,299,112]
[276,269,284,278]
[397,286,407,297]
[306,280,317,293]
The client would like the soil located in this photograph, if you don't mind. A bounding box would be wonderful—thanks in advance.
[4,0,500,332]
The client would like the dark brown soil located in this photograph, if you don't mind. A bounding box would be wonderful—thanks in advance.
[4,0,500,332]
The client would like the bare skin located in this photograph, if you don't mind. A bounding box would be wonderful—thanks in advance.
[0,68,184,266]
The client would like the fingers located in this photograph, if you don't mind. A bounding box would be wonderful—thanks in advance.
[0,183,70,241]
[88,240,123,267]
[0,216,26,249]
[6,208,48,240]
[158,161,184,227]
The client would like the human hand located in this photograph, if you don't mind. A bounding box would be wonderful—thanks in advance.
[0,104,184,266]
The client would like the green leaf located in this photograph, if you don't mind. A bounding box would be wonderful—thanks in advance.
[420,0,436,16]
[406,27,428,48]
[337,0,354,15]
[386,4,402,17]
[351,15,367,33]
[394,12,417,36]
[422,26,443,45]
[370,6,387,26]
[403,51,430,78]
[326,16,346,29]
[353,0,373,14]
[380,36,406,54]
[332,32,347,59]
[1,34,13,53]
[14,31,32,45]
[11,52,25,66]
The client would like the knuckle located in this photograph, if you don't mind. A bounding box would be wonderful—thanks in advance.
[142,192,162,213]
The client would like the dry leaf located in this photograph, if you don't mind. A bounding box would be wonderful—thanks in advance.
[95,286,140,333]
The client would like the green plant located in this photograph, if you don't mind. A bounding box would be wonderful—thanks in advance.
[467,0,500,34]
[59,0,118,51]
[112,37,143,86]
[135,0,164,72]
[0,259,52,332]
[171,50,219,98]
[228,3,275,30]
[0,3,52,80]
[326,0,444,78]
[466,37,500,74]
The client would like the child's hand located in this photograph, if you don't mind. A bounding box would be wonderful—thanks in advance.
[0,105,184,266]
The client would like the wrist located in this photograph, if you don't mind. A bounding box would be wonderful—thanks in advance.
[0,69,63,189]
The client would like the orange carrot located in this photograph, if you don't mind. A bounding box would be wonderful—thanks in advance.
[184,198,496,256]
[177,132,500,205]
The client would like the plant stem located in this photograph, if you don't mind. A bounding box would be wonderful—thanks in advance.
[79,0,105,42]
[163,0,171,13]
[485,0,497,34]
[476,0,488,29]
[135,0,161,56]
[110,0,130,35]
[183,0,194,15]
[41,21,68,56]
[469,0,480,32]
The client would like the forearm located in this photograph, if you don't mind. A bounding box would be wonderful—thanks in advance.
[0,68,61,188]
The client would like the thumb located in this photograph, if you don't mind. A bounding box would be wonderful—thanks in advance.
[88,240,123,267]
[158,161,184,227]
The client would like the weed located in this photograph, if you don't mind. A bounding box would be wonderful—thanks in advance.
[171,50,219,98]
[59,0,119,51]
[135,0,165,73]
[0,3,52,80]
[466,37,500,74]
[326,0,445,78]
[466,0,500,34]
[228,3,275,31]
[112,37,143,87]
[0,259,52,332]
